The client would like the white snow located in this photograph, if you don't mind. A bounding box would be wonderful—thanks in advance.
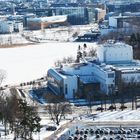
[0,108,140,140]
[0,34,30,45]
[0,42,95,86]
[71,108,140,124]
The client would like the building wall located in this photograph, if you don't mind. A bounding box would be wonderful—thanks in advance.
[47,69,64,97]
[0,21,14,33]
[52,7,90,25]
[63,63,115,94]
[105,46,132,63]
[14,22,23,32]
[96,43,133,63]
[122,72,140,83]
[27,16,67,30]
[0,20,23,33]
[109,16,117,28]
[47,68,78,99]
[63,75,78,99]
[92,64,115,94]
[62,63,94,76]
[47,43,140,98]
[107,2,140,13]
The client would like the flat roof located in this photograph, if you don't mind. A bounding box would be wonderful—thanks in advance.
[111,61,140,73]
[94,60,140,73]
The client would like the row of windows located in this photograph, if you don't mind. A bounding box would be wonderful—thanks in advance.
[123,76,140,81]
[48,74,63,94]
[108,53,129,57]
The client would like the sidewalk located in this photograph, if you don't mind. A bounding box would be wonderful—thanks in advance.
[43,117,82,140]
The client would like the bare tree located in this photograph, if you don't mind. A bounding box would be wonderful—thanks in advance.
[54,56,75,67]
[0,69,7,135]
[121,77,138,110]
[108,85,117,111]
[87,47,97,57]
[0,69,7,86]
[86,91,94,113]
[47,102,72,125]
[128,77,137,110]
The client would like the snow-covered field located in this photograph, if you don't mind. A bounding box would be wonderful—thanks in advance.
[0,42,95,86]
[94,109,140,121]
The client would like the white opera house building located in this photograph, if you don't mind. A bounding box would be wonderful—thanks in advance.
[47,42,140,99]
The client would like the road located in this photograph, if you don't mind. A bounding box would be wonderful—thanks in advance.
[43,117,83,140]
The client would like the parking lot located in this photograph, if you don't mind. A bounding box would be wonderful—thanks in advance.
[67,126,140,140]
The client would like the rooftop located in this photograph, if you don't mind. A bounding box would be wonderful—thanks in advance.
[28,15,67,23]
[101,42,131,48]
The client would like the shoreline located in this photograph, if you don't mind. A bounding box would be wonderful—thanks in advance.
[0,43,36,49]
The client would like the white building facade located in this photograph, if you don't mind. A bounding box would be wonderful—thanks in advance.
[0,20,14,33]
[47,42,140,99]
[96,42,133,63]
[0,20,23,33]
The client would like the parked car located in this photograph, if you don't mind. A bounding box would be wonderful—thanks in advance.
[96,107,104,111]
[108,105,116,110]
[46,125,57,131]
[119,105,127,110]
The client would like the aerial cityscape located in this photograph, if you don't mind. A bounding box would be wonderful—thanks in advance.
[0,0,140,140]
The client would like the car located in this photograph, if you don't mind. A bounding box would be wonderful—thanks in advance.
[108,105,116,110]
[46,125,57,131]
[96,107,104,111]
[119,105,127,110]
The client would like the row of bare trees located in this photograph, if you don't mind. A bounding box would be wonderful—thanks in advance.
[85,80,140,113]
[54,44,97,67]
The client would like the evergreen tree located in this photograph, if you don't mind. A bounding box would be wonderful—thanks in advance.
[129,33,137,46]
[15,99,41,140]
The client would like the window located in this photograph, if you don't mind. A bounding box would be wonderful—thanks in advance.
[108,73,114,78]
[65,84,68,94]
[73,89,75,97]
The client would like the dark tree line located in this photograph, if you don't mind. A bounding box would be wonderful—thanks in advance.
[84,79,140,113]
[129,32,140,47]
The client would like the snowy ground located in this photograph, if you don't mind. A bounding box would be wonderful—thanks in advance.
[23,24,98,42]
[1,108,140,140]
[0,24,139,140]
[0,42,96,86]
[0,33,31,46]
[0,117,70,140]
[0,24,98,86]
